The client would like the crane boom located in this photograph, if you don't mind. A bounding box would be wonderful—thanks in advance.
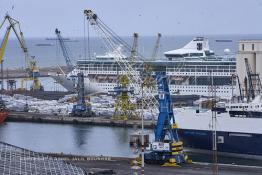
[84,9,159,114]
[55,28,74,70]
[5,15,30,67]
[0,26,11,63]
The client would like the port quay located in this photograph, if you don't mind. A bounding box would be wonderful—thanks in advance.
[2,1,262,174]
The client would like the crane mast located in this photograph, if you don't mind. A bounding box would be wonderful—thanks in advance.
[130,33,138,62]
[151,33,161,60]
[55,28,74,70]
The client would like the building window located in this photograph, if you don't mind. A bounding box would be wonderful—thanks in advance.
[242,44,245,51]
[252,44,255,50]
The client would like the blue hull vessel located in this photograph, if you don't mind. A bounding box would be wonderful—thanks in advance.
[178,129,262,159]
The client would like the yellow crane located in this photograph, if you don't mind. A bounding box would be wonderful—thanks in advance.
[0,14,43,91]
[113,75,137,120]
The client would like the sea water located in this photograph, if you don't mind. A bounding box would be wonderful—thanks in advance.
[4,34,262,69]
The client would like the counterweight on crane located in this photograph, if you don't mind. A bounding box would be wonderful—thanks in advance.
[0,14,43,91]
[55,28,74,70]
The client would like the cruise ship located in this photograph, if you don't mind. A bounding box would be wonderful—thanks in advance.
[52,37,236,99]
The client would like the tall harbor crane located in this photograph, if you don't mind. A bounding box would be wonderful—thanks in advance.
[144,69,188,165]
[0,14,43,91]
[55,28,74,70]
[84,9,188,166]
[151,33,161,60]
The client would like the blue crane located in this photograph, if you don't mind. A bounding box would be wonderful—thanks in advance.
[55,28,74,70]
[144,70,188,166]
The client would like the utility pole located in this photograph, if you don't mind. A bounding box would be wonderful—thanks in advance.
[141,83,145,175]
[211,72,218,175]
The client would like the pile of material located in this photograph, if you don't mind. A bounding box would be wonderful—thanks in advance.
[0,142,86,175]
[2,94,73,115]
[90,95,115,117]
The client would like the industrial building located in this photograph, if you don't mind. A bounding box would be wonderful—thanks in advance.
[237,40,262,84]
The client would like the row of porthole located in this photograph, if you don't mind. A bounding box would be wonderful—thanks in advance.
[169,72,230,75]
[171,86,233,90]
[171,90,230,93]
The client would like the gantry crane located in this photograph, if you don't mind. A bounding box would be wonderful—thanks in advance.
[55,28,74,71]
[0,14,43,91]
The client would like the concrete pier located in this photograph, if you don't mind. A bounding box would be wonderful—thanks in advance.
[2,66,70,79]
[7,112,156,128]
[47,153,262,175]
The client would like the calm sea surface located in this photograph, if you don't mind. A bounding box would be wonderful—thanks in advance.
[1,122,262,166]
[0,122,152,157]
[4,34,262,69]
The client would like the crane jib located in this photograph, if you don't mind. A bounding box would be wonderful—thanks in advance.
[0,26,11,63]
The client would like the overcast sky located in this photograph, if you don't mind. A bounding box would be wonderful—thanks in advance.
[1,0,262,37]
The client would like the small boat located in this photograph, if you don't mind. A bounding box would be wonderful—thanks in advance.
[35,43,54,46]
[215,39,233,42]
[0,98,8,123]
[0,112,8,123]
